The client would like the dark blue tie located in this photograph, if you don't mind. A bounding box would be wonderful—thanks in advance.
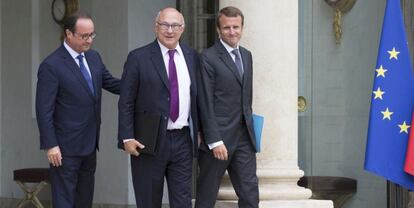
[77,55,95,95]
[232,49,244,79]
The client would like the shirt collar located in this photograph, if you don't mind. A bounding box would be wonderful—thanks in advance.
[220,39,239,54]
[157,40,183,56]
[63,40,85,59]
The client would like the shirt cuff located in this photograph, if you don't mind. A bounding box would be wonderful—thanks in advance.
[123,138,134,143]
[208,140,224,150]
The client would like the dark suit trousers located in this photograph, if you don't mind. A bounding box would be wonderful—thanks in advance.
[131,127,193,208]
[196,125,259,208]
[50,151,97,208]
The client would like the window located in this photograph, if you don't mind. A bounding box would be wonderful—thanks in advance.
[177,0,219,52]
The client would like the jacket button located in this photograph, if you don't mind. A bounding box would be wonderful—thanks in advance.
[164,116,168,120]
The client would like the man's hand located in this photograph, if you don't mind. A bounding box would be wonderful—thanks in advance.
[212,144,228,160]
[124,139,145,157]
[47,146,62,167]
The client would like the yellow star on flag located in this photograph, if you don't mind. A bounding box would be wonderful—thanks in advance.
[381,108,393,120]
[398,121,411,134]
[388,47,400,60]
[376,65,387,77]
[373,87,385,100]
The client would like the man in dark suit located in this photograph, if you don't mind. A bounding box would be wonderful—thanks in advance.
[118,8,199,208]
[36,12,120,208]
[195,6,259,208]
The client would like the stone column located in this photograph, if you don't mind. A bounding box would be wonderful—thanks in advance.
[216,1,333,207]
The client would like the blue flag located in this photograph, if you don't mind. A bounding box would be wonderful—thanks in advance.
[364,0,414,190]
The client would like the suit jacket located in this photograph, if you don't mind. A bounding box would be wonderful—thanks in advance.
[118,40,199,156]
[198,41,256,153]
[36,45,120,156]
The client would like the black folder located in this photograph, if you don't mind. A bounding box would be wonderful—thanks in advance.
[134,112,161,155]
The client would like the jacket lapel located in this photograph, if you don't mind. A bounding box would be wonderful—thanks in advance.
[150,41,170,90]
[60,46,96,100]
[240,47,251,87]
[216,42,242,85]
[182,45,196,93]
[84,52,99,99]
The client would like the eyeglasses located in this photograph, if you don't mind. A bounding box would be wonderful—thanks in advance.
[74,32,97,40]
[156,22,183,32]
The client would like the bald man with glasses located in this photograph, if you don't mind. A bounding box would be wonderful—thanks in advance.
[118,7,199,208]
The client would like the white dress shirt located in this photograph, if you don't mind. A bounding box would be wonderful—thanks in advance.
[220,39,243,69]
[63,41,92,77]
[158,40,191,130]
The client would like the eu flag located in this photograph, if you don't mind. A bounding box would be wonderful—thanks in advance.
[364,0,414,190]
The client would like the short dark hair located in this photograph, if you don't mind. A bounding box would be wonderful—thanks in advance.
[216,6,244,28]
[63,12,92,37]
